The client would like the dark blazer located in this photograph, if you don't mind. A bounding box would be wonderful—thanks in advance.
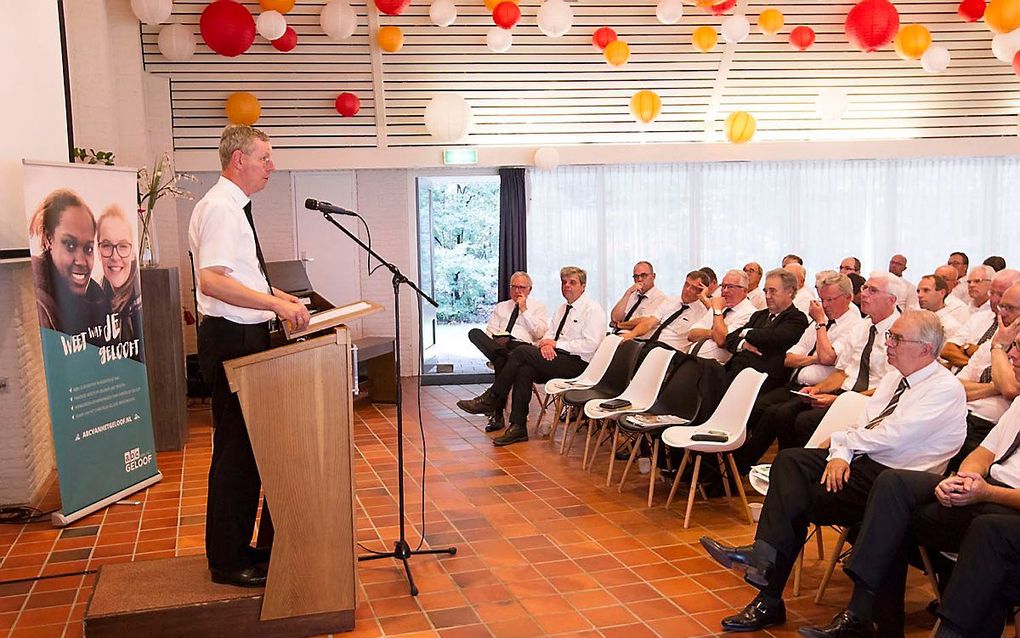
[724,304,809,393]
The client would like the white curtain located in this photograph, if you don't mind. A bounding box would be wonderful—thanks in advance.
[527,157,1020,313]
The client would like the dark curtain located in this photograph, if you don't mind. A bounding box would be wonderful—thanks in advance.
[497,167,528,302]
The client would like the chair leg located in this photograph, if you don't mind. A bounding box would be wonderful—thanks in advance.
[588,422,613,473]
[561,410,579,455]
[717,454,732,498]
[531,386,548,436]
[646,436,659,508]
[547,397,563,444]
[793,548,804,597]
[585,421,606,471]
[683,454,703,529]
[565,415,584,457]
[726,453,753,525]
[918,547,941,602]
[617,432,641,492]
[815,526,852,604]
[582,419,597,467]
[929,618,940,638]
[666,450,691,509]
[816,524,825,560]
[606,426,620,487]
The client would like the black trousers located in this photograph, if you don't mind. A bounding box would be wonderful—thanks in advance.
[198,316,271,572]
[755,448,890,597]
[490,344,586,427]
[734,393,827,474]
[468,329,527,416]
[946,412,997,473]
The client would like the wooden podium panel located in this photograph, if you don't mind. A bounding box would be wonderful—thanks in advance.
[224,328,357,622]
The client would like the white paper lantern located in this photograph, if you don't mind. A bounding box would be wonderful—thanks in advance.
[921,45,951,73]
[992,28,1020,63]
[486,27,513,52]
[321,0,358,41]
[815,87,850,122]
[424,94,474,142]
[257,10,287,41]
[131,0,172,25]
[157,23,196,62]
[429,0,457,27]
[656,0,684,24]
[537,0,573,37]
[534,147,560,171]
[721,14,750,44]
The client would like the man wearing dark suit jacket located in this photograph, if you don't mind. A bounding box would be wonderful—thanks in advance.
[725,268,809,393]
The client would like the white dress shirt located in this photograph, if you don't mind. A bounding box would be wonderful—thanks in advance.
[687,298,757,363]
[646,296,708,351]
[944,294,972,326]
[983,399,1020,488]
[787,306,866,386]
[793,286,815,315]
[934,306,964,345]
[747,288,767,310]
[485,298,548,344]
[950,303,996,346]
[546,293,606,362]
[188,176,275,324]
[950,283,971,305]
[620,286,667,322]
[894,275,919,310]
[828,361,967,473]
[835,311,900,392]
[958,341,1012,424]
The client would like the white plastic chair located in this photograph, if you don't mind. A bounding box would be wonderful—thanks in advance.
[542,335,622,444]
[661,368,767,528]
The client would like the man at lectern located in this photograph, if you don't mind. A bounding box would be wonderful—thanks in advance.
[188,125,310,588]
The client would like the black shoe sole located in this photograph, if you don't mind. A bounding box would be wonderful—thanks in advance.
[457,399,500,415]
[210,572,266,588]
[484,424,505,433]
[700,539,770,588]
[493,435,528,446]
[721,616,786,632]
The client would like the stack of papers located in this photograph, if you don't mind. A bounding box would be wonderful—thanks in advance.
[626,414,691,426]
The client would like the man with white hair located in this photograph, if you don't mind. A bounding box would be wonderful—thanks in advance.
[684,269,757,363]
[943,268,1020,368]
[785,262,814,315]
[934,264,973,324]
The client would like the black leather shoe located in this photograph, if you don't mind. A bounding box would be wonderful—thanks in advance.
[721,597,786,632]
[247,545,271,565]
[210,565,267,588]
[700,537,772,588]
[457,391,501,415]
[485,412,505,433]
[493,424,528,446]
[797,610,876,638]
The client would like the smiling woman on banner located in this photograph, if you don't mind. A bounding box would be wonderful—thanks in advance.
[96,204,144,361]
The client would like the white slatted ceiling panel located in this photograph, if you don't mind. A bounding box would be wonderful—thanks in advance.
[140,0,1020,152]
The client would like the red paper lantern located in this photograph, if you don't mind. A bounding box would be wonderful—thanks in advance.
[845,0,900,53]
[958,0,986,21]
[200,0,256,57]
[708,0,737,15]
[374,0,411,15]
[492,1,521,29]
[592,26,617,49]
[335,92,361,117]
[789,25,815,50]
[271,26,297,51]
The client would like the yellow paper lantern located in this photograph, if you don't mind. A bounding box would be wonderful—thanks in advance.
[725,111,756,143]
[260,0,296,13]
[484,0,518,10]
[604,40,630,66]
[377,25,404,52]
[225,92,261,125]
[985,0,1020,33]
[692,25,718,52]
[757,8,785,35]
[630,90,662,124]
[893,24,932,60]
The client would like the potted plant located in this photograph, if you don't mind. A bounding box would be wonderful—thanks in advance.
[137,153,194,267]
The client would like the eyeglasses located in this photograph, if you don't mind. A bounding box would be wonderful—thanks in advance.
[510,284,530,291]
[884,330,924,346]
[998,303,1020,314]
[99,241,132,258]
[967,278,992,284]
[861,284,892,296]
[720,283,745,291]
[632,273,652,280]
[244,151,273,166]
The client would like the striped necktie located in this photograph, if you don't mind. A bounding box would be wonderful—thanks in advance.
[865,377,910,430]
[790,319,835,385]
[976,317,998,346]
[690,308,730,355]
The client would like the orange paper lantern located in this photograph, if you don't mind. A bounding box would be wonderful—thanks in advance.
[758,8,785,35]
[377,25,404,52]
[692,25,718,52]
[893,24,931,59]
[225,92,261,125]
[789,25,815,50]
[604,40,630,66]
[630,90,662,124]
[592,26,617,50]
[484,0,518,11]
[725,111,756,143]
[984,0,1020,33]
[259,0,295,13]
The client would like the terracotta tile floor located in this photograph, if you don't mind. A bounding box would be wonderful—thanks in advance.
[0,383,943,638]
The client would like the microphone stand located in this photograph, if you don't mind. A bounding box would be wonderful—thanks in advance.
[318,209,456,596]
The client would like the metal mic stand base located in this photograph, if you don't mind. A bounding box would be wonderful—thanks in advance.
[358,540,457,596]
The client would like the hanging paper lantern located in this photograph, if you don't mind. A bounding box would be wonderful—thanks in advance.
[335,92,361,117]
[201,0,257,57]
[485,0,518,10]
[630,90,662,124]
[845,0,900,53]
[724,111,756,143]
[225,92,261,125]
[272,26,298,51]
[991,28,1020,61]
[534,147,560,171]
[722,14,751,43]
[893,24,931,60]
[321,0,357,40]
[921,44,951,72]
[486,26,513,52]
[537,0,573,37]
[375,0,412,16]
[707,0,737,16]
[985,0,1020,33]
[790,25,815,50]
[377,25,404,52]
[131,0,172,25]
[1012,49,1020,75]
[256,10,287,41]
[603,40,630,66]
[816,87,850,122]
[656,0,684,23]
[493,1,521,29]
[158,24,197,61]
[424,94,473,142]
[692,26,718,52]
[430,0,457,27]
[758,8,785,35]
[260,0,295,13]
[592,26,617,50]
[958,0,986,21]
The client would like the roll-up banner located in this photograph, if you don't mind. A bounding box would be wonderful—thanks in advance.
[22,160,161,526]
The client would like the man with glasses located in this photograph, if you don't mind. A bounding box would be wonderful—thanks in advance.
[701,310,966,633]
[839,256,862,276]
[685,269,759,363]
[609,261,666,333]
[943,267,1018,368]
[620,270,710,351]
[468,271,548,432]
[744,262,767,309]
[947,251,972,304]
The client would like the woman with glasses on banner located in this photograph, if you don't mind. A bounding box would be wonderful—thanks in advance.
[96,204,144,362]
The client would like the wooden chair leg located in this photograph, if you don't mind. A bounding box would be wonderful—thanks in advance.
[618,433,641,493]
[562,410,580,455]
[816,524,825,560]
[646,436,659,508]
[666,450,690,508]
[683,454,703,529]
[815,526,851,604]
[565,415,584,456]
[547,397,563,444]
[726,453,753,525]
[586,421,606,471]
[717,454,732,498]
[793,548,804,597]
[606,426,620,486]
[582,419,596,467]
[918,547,941,602]
[929,618,940,638]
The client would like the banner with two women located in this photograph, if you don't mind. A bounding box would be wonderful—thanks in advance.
[23,161,161,525]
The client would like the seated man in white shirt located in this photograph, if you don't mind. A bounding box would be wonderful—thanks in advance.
[468,271,548,432]
[786,263,814,315]
[933,265,973,324]
[743,262,767,310]
[839,256,861,277]
[457,266,606,446]
[609,261,667,333]
[700,310,967,633]
[888,253,919,310]
[619,270,710,350]
[943,267,1018,368]
[684,269,758,363]
[699,266,719,297]
[916,274,963,344]
[947,251,971,304]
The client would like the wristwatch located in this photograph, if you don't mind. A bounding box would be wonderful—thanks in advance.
[991,343,1007,351]
[815,323,827,330]
[713,309,724,316]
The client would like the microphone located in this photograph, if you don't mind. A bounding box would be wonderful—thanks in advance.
[304,198,358,216]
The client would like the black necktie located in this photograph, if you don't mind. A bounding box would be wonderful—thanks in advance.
[690,308,730,356]
[852,325,878,393]
[977,318,998,346]
[622,293,646,322]
[865,377,909,429]
[554,304,572,340]
[767,313,777,324]
[994,426,1020,465]
[243,201,273,294]
[791,319,835,385]
[980,365,993,384]
[649,304,689,342]
[505,305,520,333]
